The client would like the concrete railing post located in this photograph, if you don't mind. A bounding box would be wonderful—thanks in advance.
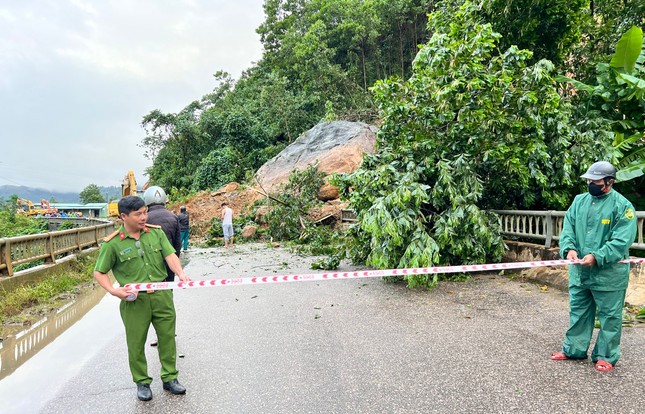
[545,211,553,248]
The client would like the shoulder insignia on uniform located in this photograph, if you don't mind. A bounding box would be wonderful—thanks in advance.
[625,208,635,220]
[145,223,162,229]
[103,231,120,242]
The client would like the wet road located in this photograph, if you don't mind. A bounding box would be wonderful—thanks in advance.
[1,244,644,413]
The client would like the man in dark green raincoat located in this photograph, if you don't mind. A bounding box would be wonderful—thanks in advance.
[551,161,637,372]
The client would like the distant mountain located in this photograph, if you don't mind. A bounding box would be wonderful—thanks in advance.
[0,185,122,204]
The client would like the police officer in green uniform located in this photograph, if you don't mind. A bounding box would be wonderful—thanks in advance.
[94,196,190,401]
[551,161,637,372]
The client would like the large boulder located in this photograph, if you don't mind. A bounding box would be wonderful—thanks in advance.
[317,182,339,201]
[255,121,377,193]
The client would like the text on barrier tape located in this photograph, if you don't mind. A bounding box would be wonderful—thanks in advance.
[123,258,645,292]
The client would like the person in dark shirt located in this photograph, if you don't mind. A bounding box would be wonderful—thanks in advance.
[142,186,182,349]
[178,206,190,251]
[143,186,181,282]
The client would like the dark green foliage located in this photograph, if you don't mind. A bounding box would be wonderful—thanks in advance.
[333,2,605,288]
[295,224,346,270]
[481,0,587,65]
[264,165,325,241]
[192,147,242,191]
[141,1,434,190]
[569,0,645,81]
[0,197,47,237]
[79,184,105,204]
[206,217,246,246]
[0,253,97,327]
[310,255,341,270]
[558,26,645,203]
[57,221,76,231]
[136,0,642,279]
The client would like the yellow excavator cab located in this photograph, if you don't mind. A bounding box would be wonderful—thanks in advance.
[108,170,138,217]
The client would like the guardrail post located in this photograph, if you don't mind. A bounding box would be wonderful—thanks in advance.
[4,240,13,276]
[545,211,553,247]
[0,239,8,276]
[45,233,55,264]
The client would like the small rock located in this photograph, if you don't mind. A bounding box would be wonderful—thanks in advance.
[241,225,257,239]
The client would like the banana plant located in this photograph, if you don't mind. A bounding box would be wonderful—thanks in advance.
[558,26,645,182]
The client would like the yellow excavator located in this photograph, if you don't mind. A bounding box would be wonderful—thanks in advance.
[107,170,138,217]
[17,198,58,216]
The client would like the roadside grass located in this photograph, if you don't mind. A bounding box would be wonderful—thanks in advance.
[0,252,97,335]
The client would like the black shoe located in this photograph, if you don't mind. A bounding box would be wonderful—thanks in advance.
[137,383,153,401]
[163,379,186,395]
[150,340,158,347]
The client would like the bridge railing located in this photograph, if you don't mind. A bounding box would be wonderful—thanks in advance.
[34,217,110,231]
[492,210,644,250]
[0,282,107,380]
[0,221,116,277]
[340,209,645,250]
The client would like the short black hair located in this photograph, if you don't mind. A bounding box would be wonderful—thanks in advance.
[119,196,146,215]
[221,202,228,207]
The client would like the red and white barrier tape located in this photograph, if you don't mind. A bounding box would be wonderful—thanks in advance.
[123,258,645,292]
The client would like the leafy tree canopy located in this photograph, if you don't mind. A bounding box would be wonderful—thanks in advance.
[79,184,106,204]
[333,1,608,287]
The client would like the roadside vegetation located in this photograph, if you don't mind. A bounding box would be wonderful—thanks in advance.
[0,253,98,337]
[0,196,48,237]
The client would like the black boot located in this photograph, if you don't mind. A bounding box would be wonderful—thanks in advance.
[162,379,187,395]
[136,383,153,401]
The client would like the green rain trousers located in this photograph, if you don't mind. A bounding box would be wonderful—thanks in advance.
[563,287,626,364]
[558,189,637,365]
[120,290,178,384]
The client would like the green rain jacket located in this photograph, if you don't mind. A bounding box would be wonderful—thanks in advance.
[559,189,637,291]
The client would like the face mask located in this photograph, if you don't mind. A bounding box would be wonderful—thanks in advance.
[588,182,605,197]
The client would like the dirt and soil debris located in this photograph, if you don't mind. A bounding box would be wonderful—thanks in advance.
[169,182,349,243]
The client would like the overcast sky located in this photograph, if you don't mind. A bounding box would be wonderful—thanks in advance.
[0,0,265,192]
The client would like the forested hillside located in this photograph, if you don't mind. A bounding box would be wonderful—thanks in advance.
[142,0,643,197]
[141,0,644,283]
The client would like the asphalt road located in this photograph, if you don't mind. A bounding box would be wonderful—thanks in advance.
[5,244,645,413]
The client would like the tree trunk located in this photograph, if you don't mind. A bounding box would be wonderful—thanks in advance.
[399,22,405,77]
[361,41,367,91]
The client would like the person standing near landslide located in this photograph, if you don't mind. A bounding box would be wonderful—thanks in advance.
[93,196,190,401]
[221,202,234,250]
[178,205,190,251]
[551,161,637,372]
[144,186,181,282]
[144,186,181,348]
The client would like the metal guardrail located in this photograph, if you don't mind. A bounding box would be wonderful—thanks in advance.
[493,210,645,250]
[0,221,116,277]
[34,217,111,231]
[0,283,107,380]
[340,209,645,250]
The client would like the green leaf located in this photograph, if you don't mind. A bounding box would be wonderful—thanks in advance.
[616,73,645,89]
[616,162,645,182]
[554,75,595,93]
[610,26,644,73]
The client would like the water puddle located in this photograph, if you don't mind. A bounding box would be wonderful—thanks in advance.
[0,283,107,381]
[0,254,192,380]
